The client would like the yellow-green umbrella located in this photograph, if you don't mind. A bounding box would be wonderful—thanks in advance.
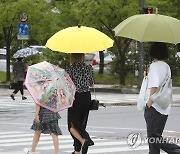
[113,13,180,44]
[46,26,114,53]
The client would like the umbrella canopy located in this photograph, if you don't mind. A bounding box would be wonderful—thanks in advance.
[45,25,114,53]
[13,47,39,58]
[24,61,76,112]
[113,14,180,44]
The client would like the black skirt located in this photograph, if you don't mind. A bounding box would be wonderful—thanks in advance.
[68,91,91,139]
[31,107,62,135]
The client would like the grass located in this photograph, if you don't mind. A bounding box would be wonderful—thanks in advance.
[94,73,180,86]
[94,73,138,87]
[0,71,13,83]
[172,76,180,86]
[0,71,6,83]
[0,71,180,86]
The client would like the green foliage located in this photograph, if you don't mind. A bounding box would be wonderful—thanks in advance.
[71,0,139,30]
[173,76,180,85]
[145,0,180,19]
[53,0,79,28]
[0,0,179,83]
[0,0,58,47]
[42,49,70,69]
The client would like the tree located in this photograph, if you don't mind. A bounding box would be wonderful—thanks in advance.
[71,0,138,85]
[0,0,56,81]
[144,0,180,76]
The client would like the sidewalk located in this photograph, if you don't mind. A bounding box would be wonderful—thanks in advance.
[0,83,179,94]
[92,84,180,95]
[0,84,179,107]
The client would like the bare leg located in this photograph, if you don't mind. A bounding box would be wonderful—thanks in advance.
[70,127,85,145]
[51,133,59,154]
[31,130,42,152]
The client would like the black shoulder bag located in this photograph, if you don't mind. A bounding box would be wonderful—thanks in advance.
[89,79,100,110]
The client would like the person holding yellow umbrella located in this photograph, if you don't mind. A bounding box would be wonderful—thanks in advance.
[46,25,114,154]
[66,53,94,154]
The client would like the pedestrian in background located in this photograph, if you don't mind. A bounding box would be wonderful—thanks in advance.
[10,58,28,100]
[144,42,180,154]
[24,104,62,154]
[66,53,94,154]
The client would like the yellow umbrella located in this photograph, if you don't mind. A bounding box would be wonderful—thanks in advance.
[45,25,114,53]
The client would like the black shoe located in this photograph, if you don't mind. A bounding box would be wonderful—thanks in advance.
[10,94,15,100]
[88,139,94,146]
[71,151,80,154]
[81,139,94,154]
[22,96,27,100]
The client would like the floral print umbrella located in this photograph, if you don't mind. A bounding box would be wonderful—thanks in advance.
[24,61,76,112]
[13,47,39,58]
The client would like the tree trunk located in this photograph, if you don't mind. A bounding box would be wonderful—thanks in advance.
[6,44,11,81]
[119,49,125,85]
[3,26,13,82]
[114,37,126,85]
[98,51,104,74]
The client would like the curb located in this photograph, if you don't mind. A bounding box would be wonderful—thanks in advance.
[0,84,139,94]
[90,87,139,94]
[0,84,179,94]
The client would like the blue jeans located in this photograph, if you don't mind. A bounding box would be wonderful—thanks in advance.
[144,105,180,154]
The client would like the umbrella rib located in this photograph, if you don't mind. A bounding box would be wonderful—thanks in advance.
[140,16,153,42]
[162,18,176,44]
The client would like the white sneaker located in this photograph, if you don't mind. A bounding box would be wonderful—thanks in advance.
[23,148,36,154]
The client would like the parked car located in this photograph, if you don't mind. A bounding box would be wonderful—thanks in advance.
[0,48,12,72]
[0,48,7,72]
[85,51,114,73]
[29,45,46,53]
[84,53,95,65]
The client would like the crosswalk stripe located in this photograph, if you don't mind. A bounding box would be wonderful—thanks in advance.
[1,130,178,154]
[86,145,149,153]
[0,138,106,147]
[0,134,76,143]
[0,133,72,139]
[37,141,130,150]
[0,131,24,135]
[1,130,177,153]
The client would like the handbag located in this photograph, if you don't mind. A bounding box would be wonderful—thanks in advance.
[9,82,18,89]
[89,80,100,110]
[150,65,173,109]
[90,99,99,110]
[137,76,148,110]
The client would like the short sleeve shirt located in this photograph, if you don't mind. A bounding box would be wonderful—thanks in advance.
[66,62,93,93]
[146,61,171,115]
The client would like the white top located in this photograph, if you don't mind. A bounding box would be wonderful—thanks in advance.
[146,61,171,115]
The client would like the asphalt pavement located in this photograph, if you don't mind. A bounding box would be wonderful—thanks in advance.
[0,85,180,154]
